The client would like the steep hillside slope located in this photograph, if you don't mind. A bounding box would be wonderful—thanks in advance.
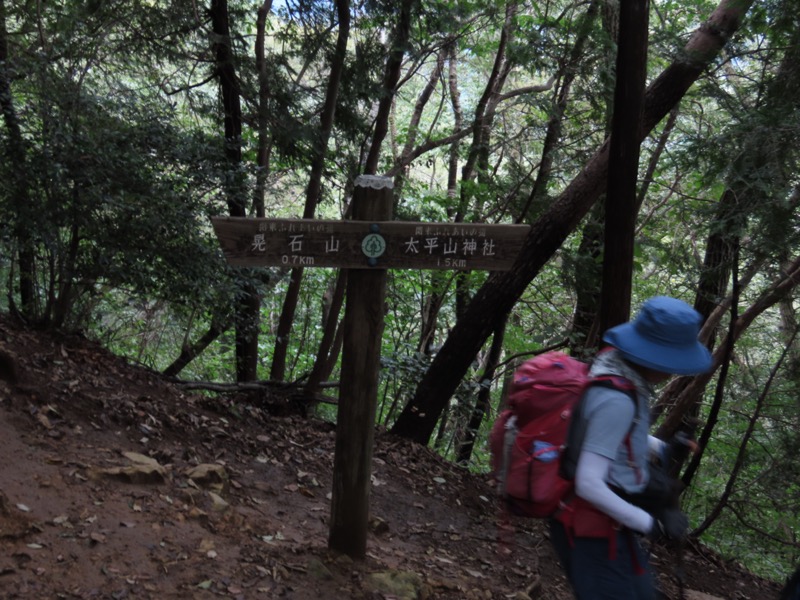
[0,314,782,599]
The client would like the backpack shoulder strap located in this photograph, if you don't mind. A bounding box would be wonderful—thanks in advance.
[589,375,636,398]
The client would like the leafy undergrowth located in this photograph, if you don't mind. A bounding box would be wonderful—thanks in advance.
[0,314,784,599]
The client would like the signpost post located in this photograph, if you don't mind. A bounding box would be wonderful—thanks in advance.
[211,175,530,558]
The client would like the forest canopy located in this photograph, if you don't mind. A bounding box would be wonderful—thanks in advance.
[1,0,799,583]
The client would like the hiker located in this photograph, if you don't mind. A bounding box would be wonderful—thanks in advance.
[549,296,712,600]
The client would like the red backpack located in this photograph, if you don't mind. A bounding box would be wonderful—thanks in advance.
[489,351,634,518]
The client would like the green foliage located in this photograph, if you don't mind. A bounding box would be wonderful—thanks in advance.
[683,340,800,580]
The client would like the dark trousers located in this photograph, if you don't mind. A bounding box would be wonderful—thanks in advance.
[549,518,655,600]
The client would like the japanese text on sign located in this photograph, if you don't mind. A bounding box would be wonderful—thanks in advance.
[211,216,530,271]
[250,226,496,259]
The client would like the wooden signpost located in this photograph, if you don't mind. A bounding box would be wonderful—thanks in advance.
[211,217,528,271]
[211,175,530,559]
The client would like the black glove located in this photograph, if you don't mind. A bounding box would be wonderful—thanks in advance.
[650,508,688,542]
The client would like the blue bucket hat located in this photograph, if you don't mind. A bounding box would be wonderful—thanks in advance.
[602,296,712,375]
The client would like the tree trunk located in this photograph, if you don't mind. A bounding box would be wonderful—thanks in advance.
[414,45,464,356]
[694,24,800,325]
[417,272,448,354]
[635,107,679,211]
[598,0,649,332]
[570,209,604,354]
[289,0,413,389]
[271,0,351,382]
[304,271,347,395]
[568,0,618,352]
[210,0,258,382]
[694,189,739,324]
[393,49,444,196]
[446,42,462,205]
[0,0,37,320]
[456,318,506,465]
[364,0,417,174]
[460,1,516,187]
[253,0,274,218]
[451,1,518,339]
[519,0,599,221]
[391,0,755,444]
[210,0,244,217]
[680,245,739,488]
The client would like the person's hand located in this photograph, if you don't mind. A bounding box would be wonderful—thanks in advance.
[650,508,688,542]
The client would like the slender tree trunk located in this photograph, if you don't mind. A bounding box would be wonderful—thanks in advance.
[568,0,614,353]
[289,0,412,388]
[322,316,345,379]
[52,184,82,328]
[304,271,347,395]
[636,107,679,211]
[210,0,259,382]
[598,0,650,332]
[210,0,244,217]
[652,197,800,428]
[695,189,739,322]
[414,45,464,356]
[271,0,351,382]
[570,210,604,354]
[519,0,599,221]
[0,0,37,320]
[451,1,517,333]
[417,273,448,353]
[364,0,417,174]
[681,243,739,488]
[391,0,756,444]
[446,42,462,206]
[456,319,506,465]
[458,1,517,201]
[253,0,274,219]
[393,50,444,196]
[271,269,301,380]
[526,0,603,353]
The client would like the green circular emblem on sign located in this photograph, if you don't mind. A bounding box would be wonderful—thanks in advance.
[361,233,387,259]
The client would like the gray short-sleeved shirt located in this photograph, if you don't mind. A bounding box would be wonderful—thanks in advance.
[579,384,651,493]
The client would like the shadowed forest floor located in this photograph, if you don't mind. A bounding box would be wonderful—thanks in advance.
[0,314,786,599]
